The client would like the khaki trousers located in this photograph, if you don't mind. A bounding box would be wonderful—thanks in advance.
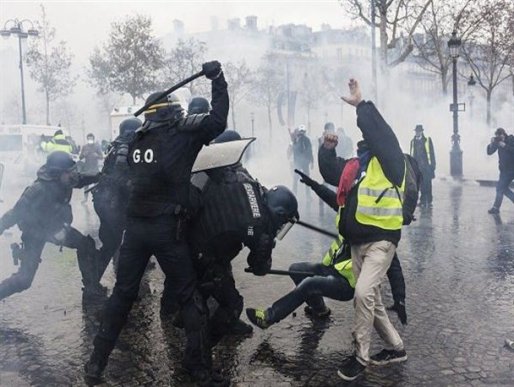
[351,241,404,364]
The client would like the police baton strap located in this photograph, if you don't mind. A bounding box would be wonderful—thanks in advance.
[244,267,315,277]
[134,71,205,117]
[295,220,338,239]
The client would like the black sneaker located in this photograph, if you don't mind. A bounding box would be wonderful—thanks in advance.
[337,355,366,381]
[245,308,271,329]
[386,301,407,325]
[488,207,500,214]
[304,305,331,319]
[369,349,408,366]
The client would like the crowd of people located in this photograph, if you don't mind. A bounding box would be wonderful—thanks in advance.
[0,60,512,387]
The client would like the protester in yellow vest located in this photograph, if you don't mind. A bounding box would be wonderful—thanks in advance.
[319,79,407,381]
[40,129,73,154]
[245,217,355,330]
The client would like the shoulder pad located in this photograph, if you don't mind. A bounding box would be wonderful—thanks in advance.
[178,114,208,132]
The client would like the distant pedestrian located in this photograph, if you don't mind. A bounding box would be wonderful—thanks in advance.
[487,127,514,214]
[79,133,103,203]
[410,124,435,208]
[290,125,313,196]
[336,127,353,159]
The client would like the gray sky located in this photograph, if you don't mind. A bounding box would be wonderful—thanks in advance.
[1,1,356,59]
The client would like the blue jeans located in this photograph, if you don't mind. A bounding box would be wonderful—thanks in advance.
[493,171,514,209]
[266,262,354,323]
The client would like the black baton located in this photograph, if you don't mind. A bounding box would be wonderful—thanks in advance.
[295,220,338,239]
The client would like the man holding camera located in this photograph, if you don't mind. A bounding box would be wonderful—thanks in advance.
[487,127,514,214]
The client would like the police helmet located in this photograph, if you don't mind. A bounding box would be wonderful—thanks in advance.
[46,151,76,177]
[265,185,299,225]
[144,91,184,123]
[188,96,210,115]
[119,117,142,136]
[213,130,241,144]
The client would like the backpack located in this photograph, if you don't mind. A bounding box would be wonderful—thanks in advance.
[396,154,422,225]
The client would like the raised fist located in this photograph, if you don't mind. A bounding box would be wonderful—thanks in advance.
[323,133,338,150]
[202,61,222,80]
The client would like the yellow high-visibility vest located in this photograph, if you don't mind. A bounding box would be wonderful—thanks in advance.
[321,208,356,288]
[410,136,431,165]
[41,134,73,154]
[355,156,405,230]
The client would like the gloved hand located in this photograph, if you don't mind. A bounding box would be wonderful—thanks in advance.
[294,169,318,188]
[387,301,407,325]
[249,260,270,276]
[202,61,222,80]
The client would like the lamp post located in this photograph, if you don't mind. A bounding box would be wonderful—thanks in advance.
[447,30,462,178]
[0,19,39,125]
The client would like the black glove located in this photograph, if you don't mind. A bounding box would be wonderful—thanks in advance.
[387,301,407,325]
[202,61,222,80]
[294,169,318,188]
[249,260,270,276]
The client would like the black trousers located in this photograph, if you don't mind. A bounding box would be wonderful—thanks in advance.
[92,216,211,372]
[419,169,433,205]
[493,170,514,209]
[93,188,126,281]
[0,227,97,301]
[267,262,354,323]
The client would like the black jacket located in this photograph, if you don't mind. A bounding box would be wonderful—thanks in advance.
[0,166,98,240]
[410,135,436,176]
[127,74,229,217]
[319,101,404,246]
[487,134,514,173]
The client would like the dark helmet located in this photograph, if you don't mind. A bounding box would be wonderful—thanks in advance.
[144,91,184,123]
[213,130,241,144]
[188,96,210,115]
[265,185,299,227]
[54,129,64,136]
[46,151,76,177]
[119,117,142,136]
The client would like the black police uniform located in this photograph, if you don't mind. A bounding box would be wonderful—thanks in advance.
[185,165,275,342]
[92,131,135,281]
[0,164,100,300]
[87,64,229,383]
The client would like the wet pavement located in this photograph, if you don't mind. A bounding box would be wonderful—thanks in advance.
[0,176,513,386]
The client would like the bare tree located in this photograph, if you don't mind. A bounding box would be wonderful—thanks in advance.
[88,14,164,105]
[161,38,210,96]
[224,61,254,130]
[252,60,284,140]
[298,67,327,134]
[25,5,76,125]
[462,0,514,124]
[413,0,484,94]
[341,0,433,70]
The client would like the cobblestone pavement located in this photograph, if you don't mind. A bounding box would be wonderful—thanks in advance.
[0,177,513,386]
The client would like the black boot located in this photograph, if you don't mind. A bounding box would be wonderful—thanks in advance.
[84,353,107,386]
[190,369,231,387]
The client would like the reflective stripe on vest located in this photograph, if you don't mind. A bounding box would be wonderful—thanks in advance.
[321,208,355,288]
[321,208,343,267]
[410,136,431,165]
[355,156,405,230]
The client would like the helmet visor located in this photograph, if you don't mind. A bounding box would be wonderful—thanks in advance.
[275,215,299,241]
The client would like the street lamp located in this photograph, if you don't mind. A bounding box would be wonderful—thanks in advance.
[0,18,39,125]
[447,30,462,178]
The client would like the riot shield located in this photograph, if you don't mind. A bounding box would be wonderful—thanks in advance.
[192,138,255,173]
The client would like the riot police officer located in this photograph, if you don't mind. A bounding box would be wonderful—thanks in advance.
[92,117,142,282]
[0,151,103,300]
[189,178,299,344]
[85,61,229,387]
